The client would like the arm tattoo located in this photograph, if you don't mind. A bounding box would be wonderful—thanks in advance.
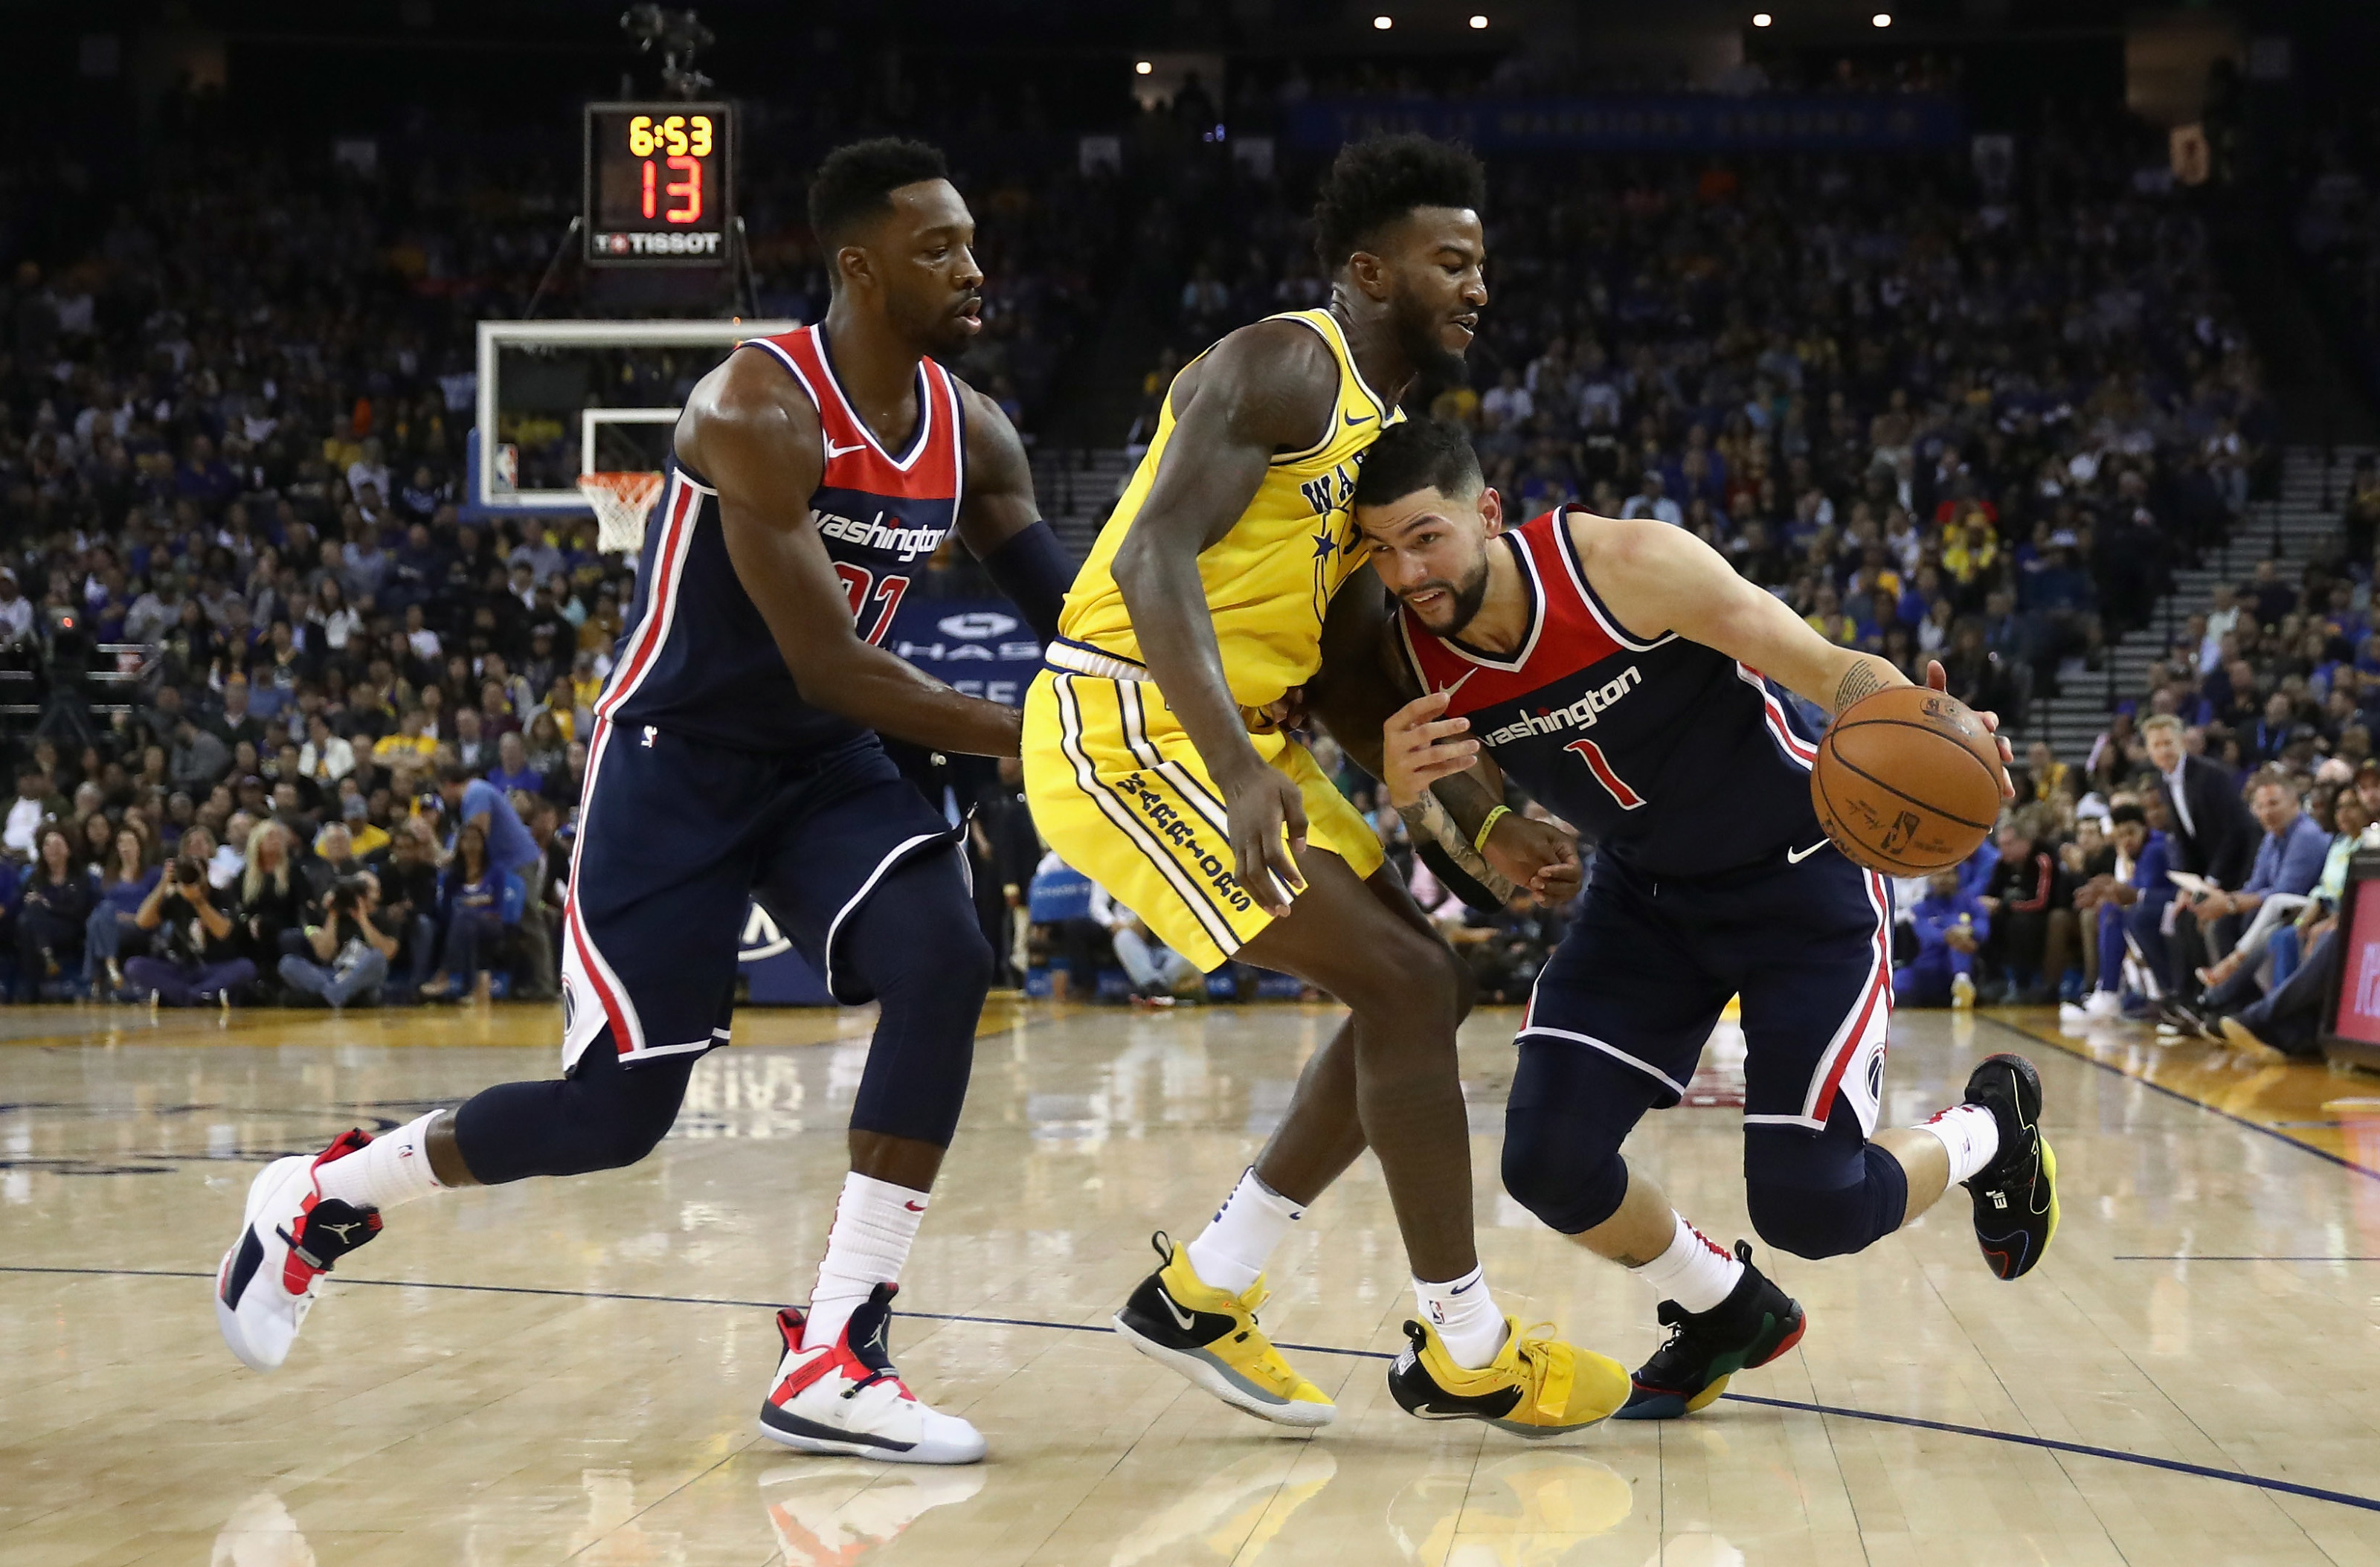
[1832,657,1893,715]
[1398,791,1518,901]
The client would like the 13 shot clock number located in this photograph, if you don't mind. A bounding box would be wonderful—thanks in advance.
[583,101,735,266]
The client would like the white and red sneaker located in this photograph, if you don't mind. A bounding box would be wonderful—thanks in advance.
[757,1284,985,1464]
[214,1130,384,1372]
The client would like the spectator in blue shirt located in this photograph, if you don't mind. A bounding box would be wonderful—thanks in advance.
[419,821,525,1004]
[436,761,540,881]
[2065,801,2174,1023]
[1894,866,1991,1008]
[483,731,543,798]
[84,826,158,992]
[2190,772,2332,1012]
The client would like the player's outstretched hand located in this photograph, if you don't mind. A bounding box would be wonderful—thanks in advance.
[1220,759,1308,918]
[1926,659,2016,800]
[1484,814,1583,906]
[1383,691,1480,810]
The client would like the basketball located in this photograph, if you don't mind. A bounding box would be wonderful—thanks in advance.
[1811,686,2005,875]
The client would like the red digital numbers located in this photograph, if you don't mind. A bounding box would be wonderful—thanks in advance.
[639,156,702,223]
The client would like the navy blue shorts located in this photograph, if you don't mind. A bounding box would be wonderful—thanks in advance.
[1519,839,1896,1136]
[561,718,965,1069]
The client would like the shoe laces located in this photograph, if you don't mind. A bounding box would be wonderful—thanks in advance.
[1506,1322,1577,1422]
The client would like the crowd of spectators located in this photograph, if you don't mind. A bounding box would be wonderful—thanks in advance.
[1130,115,2274,727]
[0,71,2320,1019]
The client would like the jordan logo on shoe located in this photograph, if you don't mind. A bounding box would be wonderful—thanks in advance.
[318,1221,364,1243]
[1157,1287,1197,1331]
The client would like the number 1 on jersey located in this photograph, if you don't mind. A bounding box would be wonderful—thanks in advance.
[833,562,909,646]
[1565,736,1646,810]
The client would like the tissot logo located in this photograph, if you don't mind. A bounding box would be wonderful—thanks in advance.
[937,611,1017,640]
[739,903,791,962]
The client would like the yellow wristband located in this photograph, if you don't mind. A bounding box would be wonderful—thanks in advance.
[1473,805,1511,855]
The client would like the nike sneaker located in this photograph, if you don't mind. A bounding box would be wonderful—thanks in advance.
[1961,1052,2059,1280]
[757,1284,984,1464]
[1612,1241,1804,1420]
[1112,1231,1336,1428]
[214,1130,384,1372]
[1386,1316,1630,1437]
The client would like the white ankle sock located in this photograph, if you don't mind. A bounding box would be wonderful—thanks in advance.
[1186,1168,1305,1297]
[315,1112,446,1213]
[805,1172,928,1349]
[1920,1102,2001,1183]
[1633,1215,1744,1315]
[1414,1266,1506,1368]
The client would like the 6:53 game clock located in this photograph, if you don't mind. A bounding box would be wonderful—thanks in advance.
[584,102,735,266]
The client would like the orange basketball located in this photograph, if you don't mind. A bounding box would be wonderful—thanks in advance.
[1810,685,2005,875]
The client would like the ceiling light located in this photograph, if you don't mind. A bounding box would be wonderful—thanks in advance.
[1752,11,1772,25]
[1871,11,1891,24]
[1469,13,1488,26]
[1374,15,1394,30]
[1134,59,1153,74]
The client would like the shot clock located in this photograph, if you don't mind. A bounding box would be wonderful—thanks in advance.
[583,101,735,266]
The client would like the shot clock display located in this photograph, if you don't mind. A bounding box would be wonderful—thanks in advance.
[583,101,734,266]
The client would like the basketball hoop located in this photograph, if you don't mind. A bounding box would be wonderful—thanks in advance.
[578,471,666,554]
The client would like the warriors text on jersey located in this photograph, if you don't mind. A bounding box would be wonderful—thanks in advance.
[1052,307,1396,710]
[599,324,968,753]
[1396,508,1827,877]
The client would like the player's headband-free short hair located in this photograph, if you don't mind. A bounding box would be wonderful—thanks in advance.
[2108,802,2147,826]
[1312,134,1486,270]
[808,138,951,249]
[1351,417,1484,510]
[2138,713,2184,736]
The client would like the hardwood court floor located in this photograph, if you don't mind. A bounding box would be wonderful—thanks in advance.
[6,997,2380,1566]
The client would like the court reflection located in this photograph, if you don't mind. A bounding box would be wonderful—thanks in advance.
[1387,1452,1635,1564]
[759,1461,987,1566]
[1105,1447,1339,1566]
[210,1490,315,1567]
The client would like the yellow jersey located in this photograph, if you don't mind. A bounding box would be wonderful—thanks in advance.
[1057,308,1400,710]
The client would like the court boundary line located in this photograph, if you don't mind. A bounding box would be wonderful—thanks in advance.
[1981,1014,2380,1184]
[10,1261,2377,1516]
[2114,1255,2380,1262]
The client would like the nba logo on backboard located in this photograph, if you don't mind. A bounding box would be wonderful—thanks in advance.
[2358,946,2380,1019]
[492,443,520,493]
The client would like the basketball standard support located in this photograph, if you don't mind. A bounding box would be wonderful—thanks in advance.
[471,318,797,515]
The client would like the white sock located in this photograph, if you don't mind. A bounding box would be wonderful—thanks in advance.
[1633,1215,1745,1315]
[315,1112,446,1212]
[1414,1266,1507,1369]
[1185,1167,1305,1297]
[805,1172,928,1350]
[1920,1102,2001,1183]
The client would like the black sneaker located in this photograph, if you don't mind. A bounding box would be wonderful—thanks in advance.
[1961,1052,2058,1280]
[1611,1241,1805,1420]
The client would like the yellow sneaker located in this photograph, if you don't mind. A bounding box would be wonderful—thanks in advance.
[1386,1317,1630,1437]
[1112,1232,1336,1428]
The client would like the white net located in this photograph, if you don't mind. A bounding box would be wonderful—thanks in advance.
[578,471,667,554]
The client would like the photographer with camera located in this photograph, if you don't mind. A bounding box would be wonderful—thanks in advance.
[124,850,255,1005]
[277,872,399,1009]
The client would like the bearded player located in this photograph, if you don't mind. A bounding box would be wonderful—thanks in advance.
[213,141,1074,1464]
[1023,135,1629,1435]
[1344,416,2057,1418]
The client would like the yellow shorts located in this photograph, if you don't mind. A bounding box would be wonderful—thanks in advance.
[1022,667,1386,974]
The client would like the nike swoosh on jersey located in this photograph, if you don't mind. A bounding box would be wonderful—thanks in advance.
[1786,840,1830,864]
[1439,669,1479,699]
[1343,410,1374,426]
[823,438,866,459]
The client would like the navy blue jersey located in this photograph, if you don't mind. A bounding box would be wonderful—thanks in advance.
[599,325,968,753]
[1398,508,1825,878]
